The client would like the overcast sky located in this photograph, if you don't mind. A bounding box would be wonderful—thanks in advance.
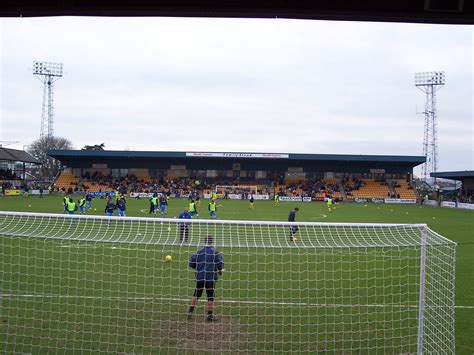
[0,17,472,175]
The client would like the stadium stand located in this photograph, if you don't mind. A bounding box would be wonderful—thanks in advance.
[53,170,79,192]
[350,179,391,199]
[0,169,20,181]
[275,178,342,199]
[393,180,417,199]
[52,165,426,203]
[82,181,113,193]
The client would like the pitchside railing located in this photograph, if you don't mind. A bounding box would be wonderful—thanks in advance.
[0,211,456,353]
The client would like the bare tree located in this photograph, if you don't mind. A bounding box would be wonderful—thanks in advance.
[27,136,73,178]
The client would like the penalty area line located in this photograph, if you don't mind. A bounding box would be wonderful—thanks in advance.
[309,214,327,220]
[2,294,473,309]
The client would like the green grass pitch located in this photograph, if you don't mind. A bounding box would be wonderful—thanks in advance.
[1,195,473,353]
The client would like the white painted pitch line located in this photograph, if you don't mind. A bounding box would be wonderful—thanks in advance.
[59,244,194,252]
[309,214,328,220]
[2,294,473,309]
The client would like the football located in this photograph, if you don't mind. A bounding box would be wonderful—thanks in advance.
[165,255,172,262]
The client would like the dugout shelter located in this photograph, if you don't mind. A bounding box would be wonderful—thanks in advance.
[0,147,40,180]
[431,170,474,197]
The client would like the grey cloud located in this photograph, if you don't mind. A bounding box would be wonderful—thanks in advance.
[1,17,472,173]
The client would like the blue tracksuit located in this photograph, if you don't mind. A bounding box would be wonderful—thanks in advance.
[189,246,224,282]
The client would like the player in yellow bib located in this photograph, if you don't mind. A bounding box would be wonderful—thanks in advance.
[189,199,199,218]
[249,195,255,209]
[208,199,217,219]
[210,191,217,201]
[327,197,333,212]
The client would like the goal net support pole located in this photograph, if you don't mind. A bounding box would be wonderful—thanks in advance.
[0,211,456,353]
[417,229,428,354]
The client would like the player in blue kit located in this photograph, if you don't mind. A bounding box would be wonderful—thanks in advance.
[159,192,168,217]
[178,207,192,242]
[187,236,224,321]
[116,197,126,217]
[105,197,116,225]
[288,207,299,241]
[85,193,93,211]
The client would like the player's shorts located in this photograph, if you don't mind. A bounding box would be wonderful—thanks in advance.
[86,201,92,207]
[79,206,85,213]
[290,226,299,234]
[160,204,167,213]
[193,280,215,300]
[117,208,125,216]
[106,211,114,217]
[68,211,75,215]
[209,211,216,218]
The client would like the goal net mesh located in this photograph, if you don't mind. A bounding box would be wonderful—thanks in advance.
[215,185,258,195]
[0,211,456,353]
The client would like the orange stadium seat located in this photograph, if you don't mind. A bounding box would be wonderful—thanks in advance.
[83,182,113,192]
[350,179,390,199]
[394,180,417,199]
[54,171,79,191]
[137,175,151,182]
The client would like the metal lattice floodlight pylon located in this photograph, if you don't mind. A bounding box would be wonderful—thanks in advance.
[33,61,63,140]
[414,71,445,181]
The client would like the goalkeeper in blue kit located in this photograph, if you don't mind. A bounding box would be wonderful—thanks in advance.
[187,236,224,322]
[288,207,299,241]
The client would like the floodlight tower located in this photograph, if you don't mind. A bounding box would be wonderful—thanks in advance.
[415,71,445,181]
[33,61,63,140]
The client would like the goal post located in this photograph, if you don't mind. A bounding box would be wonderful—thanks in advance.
[0,211,456,353]
[215,185,258,196]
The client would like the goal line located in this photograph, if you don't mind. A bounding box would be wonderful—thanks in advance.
[3,293,471,309]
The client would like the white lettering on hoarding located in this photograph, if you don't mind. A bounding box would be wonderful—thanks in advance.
[279,196,303,202]
[186,152,289,159]
[384,198,417,204]
[441,201,457,208]
[457,202,474,210]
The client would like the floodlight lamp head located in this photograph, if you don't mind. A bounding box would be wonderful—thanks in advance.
[33,61,63,77]
[415,71,445,86]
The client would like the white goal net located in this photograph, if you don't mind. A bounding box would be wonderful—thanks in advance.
[0,211,456,353]
[215,185,258,196]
